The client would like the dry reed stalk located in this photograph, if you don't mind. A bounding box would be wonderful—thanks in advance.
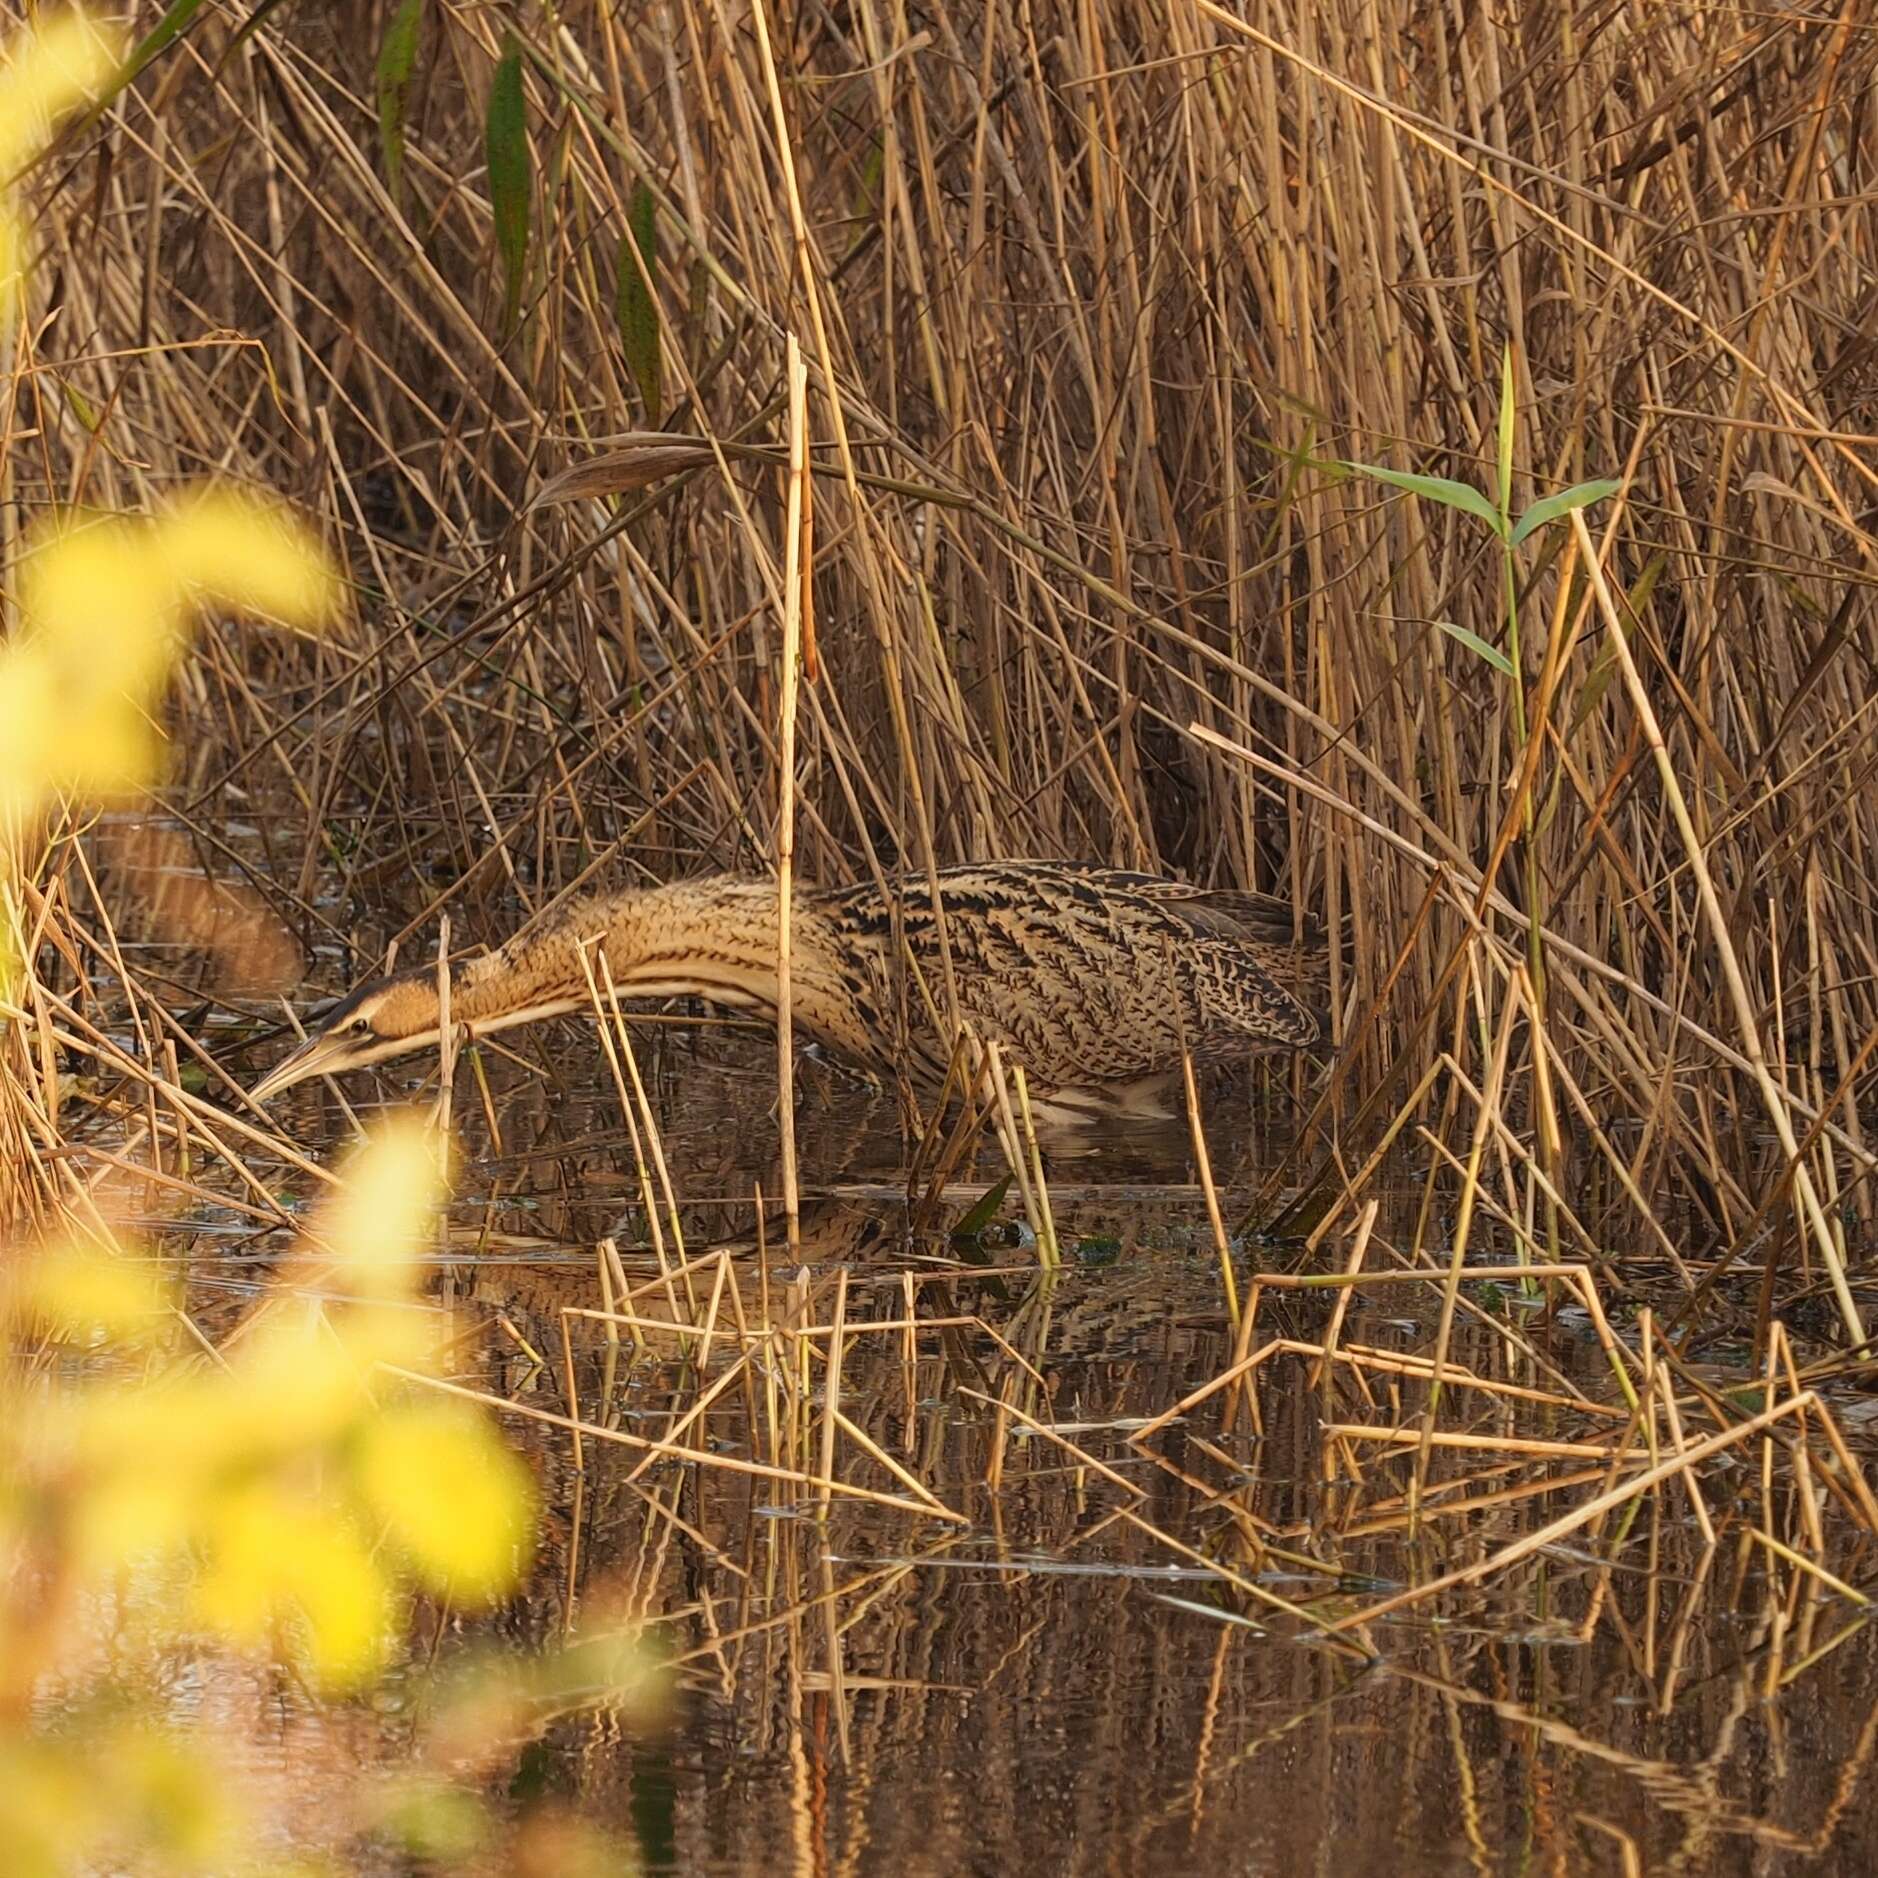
[1310,1200,1377,1391]
[578,943,685,1336]
[491,1315,548,1374]
[1130,1331,1621,1454]
[1181,1048,1238,1330]
[774,334,807,1254]
[558,1301,586,1633]
[815,1266,846,1519]
[1112,1510,1371,1655]
[1324,1428,1627,1462]
[591,951,696,1321]
[1007,1064,1058,1266]
[1337,1465,1615,1539]
[976,1041,1048,1262]
[432,912,454,1131]
[386,1361,965,1524]
[594,1237,620,1353]
[954,1388,1144,1499]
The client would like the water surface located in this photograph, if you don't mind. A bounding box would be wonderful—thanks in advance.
[153,1015,1878,1875]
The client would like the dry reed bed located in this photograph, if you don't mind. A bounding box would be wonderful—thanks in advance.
[4,0,1878,1645]
[6,0,1877,1319]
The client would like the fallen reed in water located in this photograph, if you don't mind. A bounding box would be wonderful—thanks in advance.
[404,1003,1878,1735]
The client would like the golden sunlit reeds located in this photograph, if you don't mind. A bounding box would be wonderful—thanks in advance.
[6,0,1875,1343]
[6,0,1878,1865]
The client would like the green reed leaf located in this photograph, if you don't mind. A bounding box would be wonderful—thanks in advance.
[952,1173,1013,1241]
[1496,345,1516,520]
[484,35,530,335]
[616,179,662,422]
[1436,619,1514,677]
[1510,477,1623,547]
[375,0,425,210]
[1343,462,1506,538]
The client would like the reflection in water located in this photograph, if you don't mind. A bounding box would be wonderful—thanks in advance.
[180,1021,1878,1875]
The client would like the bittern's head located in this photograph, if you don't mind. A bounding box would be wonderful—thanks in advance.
[250,967,449,1103]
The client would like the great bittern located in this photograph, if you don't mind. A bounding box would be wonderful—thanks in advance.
[250,862,1328,1119]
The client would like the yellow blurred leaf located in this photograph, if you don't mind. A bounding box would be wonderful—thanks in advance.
[193,1485,318,1651]
[12,517,179,802]
[73,1369,234,1482]
[0,13,123,174]
[356,1398,535,1606]
[11,1241,171,1346]
[290,1516,398,1691]
[195,1484,395,1691]
[18,514,180,694]
[108,1721,243,1863]
[158,487,340,628]
[71,1468,199,1574]
[221,1315,378,1450]
[1,490,337,818]
[317,1112,450,1299]
[0,638,157,809]
[0,1738,97,1875]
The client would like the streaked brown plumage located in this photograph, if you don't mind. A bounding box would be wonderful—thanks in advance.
[250,862,1328,1116]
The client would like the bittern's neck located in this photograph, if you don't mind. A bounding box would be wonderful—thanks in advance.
[448,878,880,1061]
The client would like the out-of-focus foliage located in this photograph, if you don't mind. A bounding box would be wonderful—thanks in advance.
[0,1113,654,1874]
[0,25,657,1869]
[0,1115,535,1695]
[0,11,121,312]
[2,491,338,822]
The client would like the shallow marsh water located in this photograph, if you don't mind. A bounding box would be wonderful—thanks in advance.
[137,1016,1878,1875]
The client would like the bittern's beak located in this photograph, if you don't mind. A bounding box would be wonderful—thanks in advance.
[251,1029,351,1105]
[249,1020,439,1105]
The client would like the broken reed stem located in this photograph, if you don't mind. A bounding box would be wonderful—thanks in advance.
[1009,1064,1058,1267]
[775,333,808,1256]
[579,943,683,1340]
[955,1388,1145,1497]
[1310,1200,1377,1391]
[558,1304,585,1635]
[1182,1048,1237,1331]
[1131,1331,1623,1450]
[979,1041,1048,1263]
[594,1236,623,1353]
[1114,1510,1371,1654]
[1324,1427,1624,1461]
[1304,1057,1445,1253]
[1323,1392,1821,1635]
[817,1265,846,1519]
[595,952,695,1317]
[382,1362,969,1525]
